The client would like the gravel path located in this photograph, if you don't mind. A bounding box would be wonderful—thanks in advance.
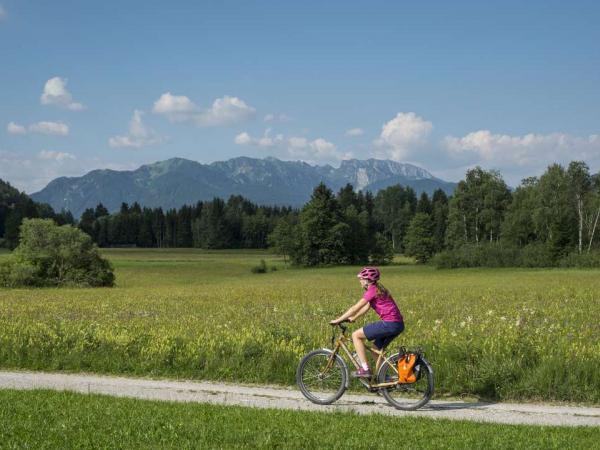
[1,370,599,427]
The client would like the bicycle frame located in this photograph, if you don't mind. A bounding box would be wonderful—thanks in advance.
[326,327,399,389]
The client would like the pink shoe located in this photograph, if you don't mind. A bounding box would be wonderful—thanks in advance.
[352,368,372,378]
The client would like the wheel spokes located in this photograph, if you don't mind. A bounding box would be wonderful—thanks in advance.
[301,355,343,393]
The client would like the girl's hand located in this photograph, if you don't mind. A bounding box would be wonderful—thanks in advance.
[329,318,341,325]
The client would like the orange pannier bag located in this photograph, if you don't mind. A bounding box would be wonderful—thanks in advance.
[397,353,418,383]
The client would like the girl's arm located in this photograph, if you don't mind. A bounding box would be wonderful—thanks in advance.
[330,299,369,324]
[349,301,371,322]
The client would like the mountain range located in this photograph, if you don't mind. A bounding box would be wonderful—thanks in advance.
[31,157,457,218]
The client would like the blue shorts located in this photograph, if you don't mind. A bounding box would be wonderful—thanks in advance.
[363,321,404,349]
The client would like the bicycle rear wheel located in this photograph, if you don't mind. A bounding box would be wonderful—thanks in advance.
[377,352,434,410]
[296,349,347,405]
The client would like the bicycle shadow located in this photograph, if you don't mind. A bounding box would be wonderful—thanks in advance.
[338,398,496,411]
[421,400,496,411]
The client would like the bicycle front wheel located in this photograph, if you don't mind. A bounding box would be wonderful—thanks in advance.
[377,352,434,411]
[296,349,347,405]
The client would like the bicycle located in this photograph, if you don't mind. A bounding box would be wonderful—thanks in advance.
[296,320,434,410]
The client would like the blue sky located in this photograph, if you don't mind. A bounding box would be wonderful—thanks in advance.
[1,0,599,192]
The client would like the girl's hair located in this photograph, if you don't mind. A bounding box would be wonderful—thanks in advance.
[374,282,389,297]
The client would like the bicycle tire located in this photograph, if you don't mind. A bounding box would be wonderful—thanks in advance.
[377,352,434,411]
[296,349,348,405]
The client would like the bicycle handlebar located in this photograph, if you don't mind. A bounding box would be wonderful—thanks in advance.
[330,319,352,346]
[331,318,352,330]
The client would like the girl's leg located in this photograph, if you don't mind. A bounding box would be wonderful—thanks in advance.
[352,328,369,369]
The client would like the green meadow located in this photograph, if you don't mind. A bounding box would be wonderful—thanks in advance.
[1,249,599,403]
[2,390,598,450]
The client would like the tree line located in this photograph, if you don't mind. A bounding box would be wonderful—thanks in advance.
[435,161,600,267]
[268,183,449,265]
[270,161,600,266]
[72,183,448,266]
[2,159,599,267]
[0,179,74,249]
[77,196,293,249]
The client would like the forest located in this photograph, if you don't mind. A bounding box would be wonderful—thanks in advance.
[1,161,599,267]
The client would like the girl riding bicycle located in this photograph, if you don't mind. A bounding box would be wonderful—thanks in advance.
[330,267,404,378]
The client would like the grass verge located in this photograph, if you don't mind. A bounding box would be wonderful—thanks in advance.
[1,389,599,449]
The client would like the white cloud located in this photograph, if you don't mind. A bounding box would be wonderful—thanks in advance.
[40,77,85,111]
[196,96,256,126]
[152,92,197,122]
[234,128,283,148]
[153,93,255,126]
[374,112,433,160]
[7,121,69,136]
[288,136,308,149]
[311,138,342,159]
[39,150,75,161]
[345,128,364,137]
[0,149,138,194]
[0,149,78,193]
[109,110,163,149]
[234,132,252,145]
[29,121,69,136]
[442,130,600,185]
[7,122,26,134]
[264,113,290,123]
[444,130,600,166]
[288,136,353,163]
[444,130,600,168]
[235,130,351,163]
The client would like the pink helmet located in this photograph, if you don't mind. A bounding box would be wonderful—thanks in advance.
[357,267,380,282]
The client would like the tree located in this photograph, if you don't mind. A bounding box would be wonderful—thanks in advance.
[164,208,178,247]
[417,192,432,215]
[54,209,75,226]
[337,184,359,211]
[138,208,155,247]
[3,198,39,249]
[340,205,370,264]
[431,189,449,252]
[295,183,343,265]
[369,232,395,265]
[533,164,576,258]
[0,218,114,287]
[152,208,166,248]
[78,208,97,240]
[587,175,600,252]
[267,215,297,263]
[567,161,592,254]
[242,209,271,248]
[374,185,416,252]
[501,178,538,246]
[176,205,193,247]
[404,212,434,263]
[95,203,109,218]
[446,167,510,247]
[196,198,228,249]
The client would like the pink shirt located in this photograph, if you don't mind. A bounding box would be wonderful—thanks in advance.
[362,284,403,323]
